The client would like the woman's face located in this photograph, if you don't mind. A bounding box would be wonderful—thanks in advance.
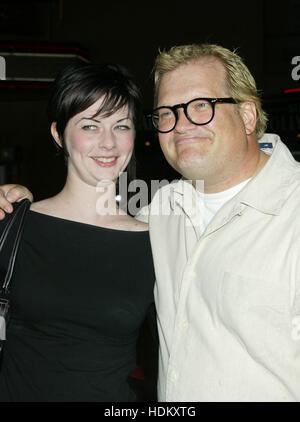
[52,97,135,186]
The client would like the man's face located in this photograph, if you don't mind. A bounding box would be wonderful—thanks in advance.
[157,58,251,190]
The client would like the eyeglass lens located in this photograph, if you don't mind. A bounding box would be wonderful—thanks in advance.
[153,99,213,132]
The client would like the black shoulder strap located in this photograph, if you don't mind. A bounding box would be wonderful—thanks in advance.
[0,199,31,294]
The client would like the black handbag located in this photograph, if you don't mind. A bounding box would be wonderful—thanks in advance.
[0,199,30,351]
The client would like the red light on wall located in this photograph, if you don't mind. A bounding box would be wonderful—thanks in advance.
[283,88,300,94]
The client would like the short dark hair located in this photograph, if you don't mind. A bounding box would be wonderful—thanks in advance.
[47,62,142,181]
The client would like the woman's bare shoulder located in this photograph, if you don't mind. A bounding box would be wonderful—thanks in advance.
[30,198,58,215]
[30,199,149,232]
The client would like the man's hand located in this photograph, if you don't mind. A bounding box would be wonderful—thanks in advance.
[0,184,33,220]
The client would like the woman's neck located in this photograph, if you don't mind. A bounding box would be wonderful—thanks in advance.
[30,174,149,231]
[61,177,120,217]
[32,175,126,226]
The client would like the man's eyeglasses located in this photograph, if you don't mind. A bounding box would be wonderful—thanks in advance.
[149,97,237,133]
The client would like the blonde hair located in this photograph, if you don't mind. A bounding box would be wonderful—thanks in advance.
[153,44,267,139]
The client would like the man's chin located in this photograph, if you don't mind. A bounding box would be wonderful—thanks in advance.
[177,155,208,177]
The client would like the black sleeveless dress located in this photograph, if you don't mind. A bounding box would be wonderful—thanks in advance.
[0,206,156,402]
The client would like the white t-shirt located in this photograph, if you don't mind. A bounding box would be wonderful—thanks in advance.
[201,178,251,235]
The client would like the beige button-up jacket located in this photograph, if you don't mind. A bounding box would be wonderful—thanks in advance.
[137,134,300,402]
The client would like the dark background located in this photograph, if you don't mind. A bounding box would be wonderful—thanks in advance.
[0,0,299,200]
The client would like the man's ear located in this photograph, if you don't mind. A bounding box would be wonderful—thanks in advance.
[239,102,257,136]
[50,122,63,148]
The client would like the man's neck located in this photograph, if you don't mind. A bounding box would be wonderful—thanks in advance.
[198,150,269,194]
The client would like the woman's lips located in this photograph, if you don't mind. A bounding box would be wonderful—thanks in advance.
[92,156,118,167]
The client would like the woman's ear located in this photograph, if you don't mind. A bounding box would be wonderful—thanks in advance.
[50,122,63,148]
[239,102,257,136]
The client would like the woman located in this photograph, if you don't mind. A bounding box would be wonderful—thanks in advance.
[0,63,156,402]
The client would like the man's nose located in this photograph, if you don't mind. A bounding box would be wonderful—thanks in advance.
[174,108,194,132]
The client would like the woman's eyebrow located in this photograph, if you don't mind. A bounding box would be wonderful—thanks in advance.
[75,116,132,124]
[76,117,100,124]
[116,117,131,123]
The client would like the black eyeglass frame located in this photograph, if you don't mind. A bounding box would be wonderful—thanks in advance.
[149,97,237,133]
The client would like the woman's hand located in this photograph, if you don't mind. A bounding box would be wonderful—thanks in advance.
[0,184,33,220]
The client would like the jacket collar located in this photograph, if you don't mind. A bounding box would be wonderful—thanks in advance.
[237,134,298,216]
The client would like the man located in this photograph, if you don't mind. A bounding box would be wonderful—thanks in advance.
[1,44,300,402]
[144,43,300,402]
